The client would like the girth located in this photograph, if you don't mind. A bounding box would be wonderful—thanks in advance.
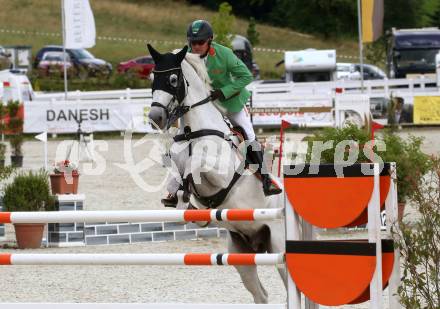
[175,126,243,209]
[186,171,243,209]
[174,128,230,143]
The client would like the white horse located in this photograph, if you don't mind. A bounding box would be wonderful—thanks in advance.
[147,44,286,303]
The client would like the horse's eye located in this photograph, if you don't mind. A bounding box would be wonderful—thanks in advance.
[169,74,178,87]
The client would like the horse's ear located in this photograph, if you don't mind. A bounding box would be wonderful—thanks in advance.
[176,45,188,64]
[147,44,161,62]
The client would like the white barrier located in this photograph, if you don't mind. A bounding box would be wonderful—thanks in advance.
[2,304,285,309]
[0,253,283,266]
[0,208,283,224]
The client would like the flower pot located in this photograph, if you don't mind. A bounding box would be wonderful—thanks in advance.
[13,223,45,249]
[10,155,23,167]
[50,173,79,194]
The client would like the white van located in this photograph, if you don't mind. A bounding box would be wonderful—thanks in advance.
[284,49,337,82]
[0,69,34,102]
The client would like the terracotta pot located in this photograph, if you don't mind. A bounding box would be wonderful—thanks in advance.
[398,202,405,222]
[14,223,45,249]
[50,173,79,194]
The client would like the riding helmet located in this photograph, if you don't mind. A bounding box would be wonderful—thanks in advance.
[186,20,213,42]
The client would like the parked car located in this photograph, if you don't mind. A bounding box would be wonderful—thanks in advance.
[37,51,74,77]
[117,56,155,79]
[354,63,386,80]
[34,46,112,79]
[337,63,386,80]
[0,46,12,70]
[336,62,361,80]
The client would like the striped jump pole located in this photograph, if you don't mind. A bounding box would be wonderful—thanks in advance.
[0,253,284,266]
[0,208,283,224]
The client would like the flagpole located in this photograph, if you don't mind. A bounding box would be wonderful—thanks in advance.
[357,0,365,93]
[61,0,68,100]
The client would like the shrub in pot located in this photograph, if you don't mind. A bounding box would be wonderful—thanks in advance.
[9,134,24,167]
[6,101,24,167]
[304,125,430,221]
[2,170,56,249]
[0,143,6,167]
[304,123,373,163]
[50,160,80,194]
[378,132,430,220]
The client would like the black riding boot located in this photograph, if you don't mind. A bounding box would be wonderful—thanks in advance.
[246,143,282,196]
[161,193,178,207]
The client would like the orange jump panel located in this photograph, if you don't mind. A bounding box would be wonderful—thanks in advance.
[345,174,391,227]
[284,177,374,228]
[286,241,376,306]
[349,240,395,304]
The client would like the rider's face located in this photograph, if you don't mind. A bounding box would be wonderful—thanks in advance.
[190,40,209,55]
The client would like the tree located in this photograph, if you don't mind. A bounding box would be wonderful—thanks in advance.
[247,17,260,46]
[212,2,235,48]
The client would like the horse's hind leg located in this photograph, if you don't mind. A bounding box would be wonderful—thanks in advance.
[267,222,287,288]
[227,231,268,304]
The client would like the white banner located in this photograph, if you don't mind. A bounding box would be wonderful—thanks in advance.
[63,0,96,49]
[250,94,334,127]
[24,100,154,133]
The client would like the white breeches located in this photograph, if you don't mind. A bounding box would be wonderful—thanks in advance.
[226,107,256,141]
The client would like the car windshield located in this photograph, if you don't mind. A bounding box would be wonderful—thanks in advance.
[395,49,439,68]
[337,65,351,72]
[43,52,67,61]
[70,49,94,60]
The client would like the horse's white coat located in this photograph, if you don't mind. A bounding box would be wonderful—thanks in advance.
[149,48,286,304]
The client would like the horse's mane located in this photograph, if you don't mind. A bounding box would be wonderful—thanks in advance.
[172,49,211,91]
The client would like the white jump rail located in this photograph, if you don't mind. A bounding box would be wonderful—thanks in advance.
[0,208,283,224]
[1,304,285,309]
[249,76,438,97]
[34,88,152,101]
[0,253,283,266]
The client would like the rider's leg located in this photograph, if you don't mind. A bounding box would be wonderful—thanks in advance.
[226,108,282,196]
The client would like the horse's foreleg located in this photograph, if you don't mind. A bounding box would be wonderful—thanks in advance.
[227,231,268,304]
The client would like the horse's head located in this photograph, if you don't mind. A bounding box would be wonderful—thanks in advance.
[147,44,188,130]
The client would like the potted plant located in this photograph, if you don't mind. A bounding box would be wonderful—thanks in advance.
[9,133,23,167]
[0,143,6,167]
[378,132,430,219]
[304,123,373,163]
[304,124,430,221]
[2,170,56,249]
[50,160,79,194]
[6,101,24,167]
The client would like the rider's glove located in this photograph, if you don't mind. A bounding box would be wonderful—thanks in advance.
[210,89,225,101]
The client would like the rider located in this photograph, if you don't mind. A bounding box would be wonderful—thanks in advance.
[161,19,281,207]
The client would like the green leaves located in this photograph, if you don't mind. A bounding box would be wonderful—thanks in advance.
[3,170,56,212]
[212,2,235,48]
[393,158,440,308]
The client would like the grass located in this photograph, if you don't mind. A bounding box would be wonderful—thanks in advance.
[0,0,360,81]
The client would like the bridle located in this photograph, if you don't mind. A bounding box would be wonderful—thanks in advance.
[151,66,212,130]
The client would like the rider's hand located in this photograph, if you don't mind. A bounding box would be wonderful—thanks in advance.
[210,89,225,101]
